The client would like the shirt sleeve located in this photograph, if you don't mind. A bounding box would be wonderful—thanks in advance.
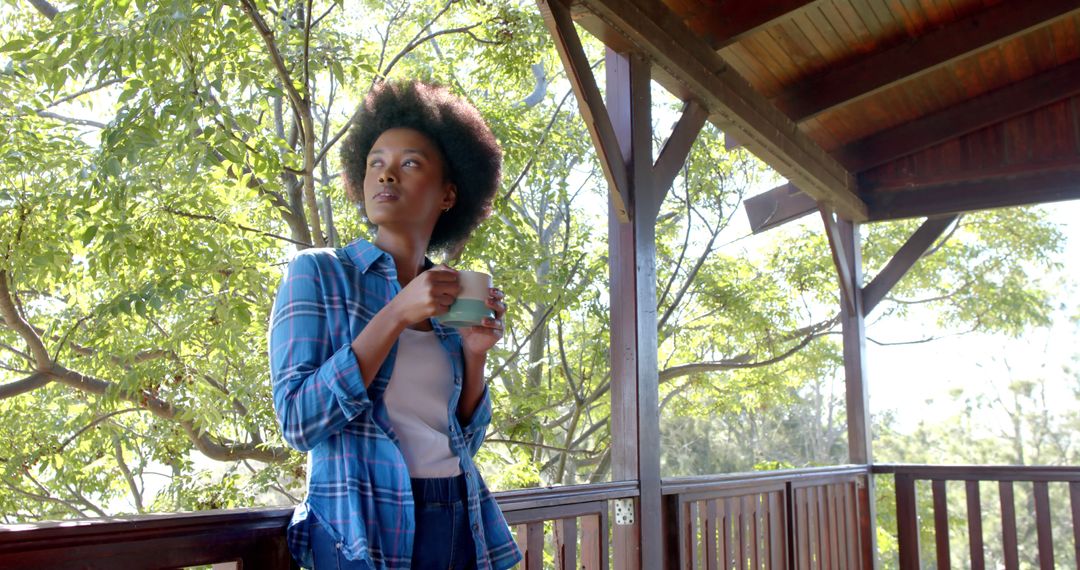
[269,252,371,452]
[460,385,492,457]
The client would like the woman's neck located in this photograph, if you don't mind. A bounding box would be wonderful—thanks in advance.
[373,231,429,286]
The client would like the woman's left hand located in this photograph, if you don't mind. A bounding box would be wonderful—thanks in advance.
[459,288,506,357]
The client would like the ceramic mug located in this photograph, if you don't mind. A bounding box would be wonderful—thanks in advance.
[439,270,496,328]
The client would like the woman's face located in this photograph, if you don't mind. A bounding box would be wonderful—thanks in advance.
[362,127,456,234]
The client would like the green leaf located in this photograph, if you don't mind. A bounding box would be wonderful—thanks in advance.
[81,225,98,246]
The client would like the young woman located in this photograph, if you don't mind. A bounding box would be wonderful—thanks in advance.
[269,80,521,570]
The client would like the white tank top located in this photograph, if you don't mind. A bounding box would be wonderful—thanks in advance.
[382,328,462,477]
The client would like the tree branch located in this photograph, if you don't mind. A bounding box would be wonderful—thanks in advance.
[238,0,324,248]
[238,0,305,125]
[111,434,144,513]
[0,270,51,367]
[35,111,107,129]
[163,207,312,247]
[0,370,51,399]
[27,0,57,20]
[658,330,826,383]
[41,78,126,110]
[46,364,291,463]
[2,481,85,517]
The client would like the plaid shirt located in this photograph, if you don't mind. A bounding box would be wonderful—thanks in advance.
[269,238,521,570]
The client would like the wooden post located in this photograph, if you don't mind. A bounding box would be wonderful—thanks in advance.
[607,47,662,570]
[837,218,879,568]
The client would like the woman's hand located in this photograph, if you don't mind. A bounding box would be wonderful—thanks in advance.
[387,265,461,326]
[459,287,506,357]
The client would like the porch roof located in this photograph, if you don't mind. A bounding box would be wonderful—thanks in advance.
[558,0,1080,229]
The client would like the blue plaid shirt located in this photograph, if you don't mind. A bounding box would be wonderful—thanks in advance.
[269,238,522,570]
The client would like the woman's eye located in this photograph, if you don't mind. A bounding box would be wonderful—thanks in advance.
[403,159,419,167]
[367,160,381,168]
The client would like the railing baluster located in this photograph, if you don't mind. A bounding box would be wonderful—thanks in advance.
[707,499,718,570]
[1033,481,1054,570]
[736,495,747,570]
[761,493,770,569]
[749,494,759,570]
[554,516,576,570]
[965,481,985,570]
[768,490,784,570]
[582,513,601,570]
[843,481,857,570]
[812,485,825,570]
[687,501,699,570]
[931,480,950,570]
[720,498,730,570]
[999,481,1019,570]
[827,485,840,570]
[837,484,849,570]
[895,473,919,570]
[796,487,810,570]
[1071,481,1080,570]
[704,498,712,570]
[528,521,544,570]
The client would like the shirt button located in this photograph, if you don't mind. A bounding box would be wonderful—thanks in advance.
[454,376,461,385]
[472,523,479,532]
[465,471,471,478]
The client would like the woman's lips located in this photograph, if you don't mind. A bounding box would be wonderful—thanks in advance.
[372,192,398,202]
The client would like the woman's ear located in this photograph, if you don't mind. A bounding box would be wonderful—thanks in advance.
[442,183,457,211]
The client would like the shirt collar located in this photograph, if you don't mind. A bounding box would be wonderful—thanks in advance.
[341,237,439,281]
[342,238,390,274]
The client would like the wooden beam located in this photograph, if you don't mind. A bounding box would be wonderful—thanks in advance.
[820,208,856,315]
[773,0,1080,122]
[537,0,631,221]
[723,132,741,152]
[575,0,867,221]
[838,58,1080,172]
[744,182,817,233]
[651,99,707,203]
[692,0,820,49]
[834,216,878,570]
[607,48,659,570]
[865,169,1080,221]
[861,215,957,316]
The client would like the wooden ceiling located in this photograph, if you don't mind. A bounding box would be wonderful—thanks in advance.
[565,0,1080,225]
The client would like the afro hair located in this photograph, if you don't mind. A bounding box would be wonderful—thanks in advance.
[339,80,502,253]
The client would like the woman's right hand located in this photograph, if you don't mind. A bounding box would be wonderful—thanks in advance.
[387,265,461,326]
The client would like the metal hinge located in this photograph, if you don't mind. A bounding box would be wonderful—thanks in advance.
[614,498,635,525]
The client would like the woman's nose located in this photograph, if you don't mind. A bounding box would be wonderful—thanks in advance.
[377,170,397,184]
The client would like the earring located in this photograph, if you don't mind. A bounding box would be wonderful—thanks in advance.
[443,207,451,213]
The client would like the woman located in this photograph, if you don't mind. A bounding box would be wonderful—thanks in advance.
[269,80,521,570]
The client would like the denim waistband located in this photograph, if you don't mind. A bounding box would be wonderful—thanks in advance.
[411,474,467,504]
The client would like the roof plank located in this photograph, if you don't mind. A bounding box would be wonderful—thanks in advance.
[773,0,1080,122]
[837,58,1080,172]
[574,0,867,220]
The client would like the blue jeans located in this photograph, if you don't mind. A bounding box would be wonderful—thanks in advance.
[311,474,477,570]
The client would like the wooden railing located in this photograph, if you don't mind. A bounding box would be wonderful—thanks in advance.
[661,465,874,570]
[0,507,297,569]
[0,481,637,570]
[498,480,636,570]
[874,464,1080,570]
[21,465,1080,569]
